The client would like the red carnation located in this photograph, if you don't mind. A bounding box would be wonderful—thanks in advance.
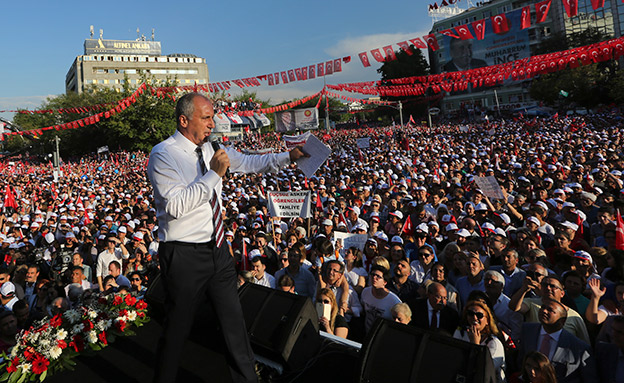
[50,314,63,327]
[112,296,123,306]
[31,355,50,375]
[57,339,67,349]
[135,300,147,310]
[119,309,128,317]
[138,312,145,318]
[82,320,94,331]
[24,347,36,361]
[124,295,137,306]
[116,320,127,333]
[98,331,108,345]
[70,335,85,352]
[7,357,19,373]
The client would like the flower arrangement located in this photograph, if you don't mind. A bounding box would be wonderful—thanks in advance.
[0,292,149,383]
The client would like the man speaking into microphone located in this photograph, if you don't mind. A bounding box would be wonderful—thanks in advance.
[147,92,307,382]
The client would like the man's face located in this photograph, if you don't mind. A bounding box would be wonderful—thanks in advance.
[108,265,120,278]
[180,96,215,146]
[71,269,83,284]
[539,301,565,326]
[427,286,448,310]
[326,263,343,285]
[501,252,518,271]
[467,257,482,277]
[564,276,584,296]
[72,253,82,266]
[252,260,266,276]
[394,260,410,278]
[541,278,565,301]
[25,268,39,283]
[0,274,9,286]
[418,248,435,266]
[484,274,503,297]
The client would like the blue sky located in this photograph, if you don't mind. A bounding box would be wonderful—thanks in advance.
[0,0,439,121]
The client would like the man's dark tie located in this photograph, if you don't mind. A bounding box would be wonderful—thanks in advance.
[196,147,224,247]
[431,309,438,329]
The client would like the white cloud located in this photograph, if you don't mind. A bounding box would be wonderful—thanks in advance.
[325,31,431,58]
[0,95,55,122]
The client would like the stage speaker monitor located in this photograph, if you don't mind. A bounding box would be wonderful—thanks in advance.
[359,319,496,383]
[238,283,321,370]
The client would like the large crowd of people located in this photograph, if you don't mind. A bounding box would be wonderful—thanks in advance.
[0,112,623,382]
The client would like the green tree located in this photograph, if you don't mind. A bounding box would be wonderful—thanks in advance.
[376,46,431,120]
[529,27,616,108]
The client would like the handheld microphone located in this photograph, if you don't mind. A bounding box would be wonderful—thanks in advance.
[211,140,229,177]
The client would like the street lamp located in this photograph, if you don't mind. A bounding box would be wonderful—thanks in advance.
[387,101,404,128]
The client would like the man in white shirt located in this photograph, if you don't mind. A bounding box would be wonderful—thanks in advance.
[95,236,129,292]
[148,93,306,383]
[251,256,275,288]
[361,265,401,333]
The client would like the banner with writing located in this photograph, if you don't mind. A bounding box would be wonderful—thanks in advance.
[267,191,312,218]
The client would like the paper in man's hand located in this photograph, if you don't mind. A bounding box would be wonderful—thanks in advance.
[296,134,331,178]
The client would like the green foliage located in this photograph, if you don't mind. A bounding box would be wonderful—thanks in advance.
[12,75,177,157]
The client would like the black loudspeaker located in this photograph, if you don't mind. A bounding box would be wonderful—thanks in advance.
[359,319,496,383]
[238,283,321,370]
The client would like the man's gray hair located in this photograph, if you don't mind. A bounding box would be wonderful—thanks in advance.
[485,270,505,287]
[175,92,209,125]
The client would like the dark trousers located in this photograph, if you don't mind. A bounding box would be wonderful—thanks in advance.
[154,241,257,383]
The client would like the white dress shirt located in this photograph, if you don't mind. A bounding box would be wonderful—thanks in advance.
[148,130,289,243]
[253,272,276,289]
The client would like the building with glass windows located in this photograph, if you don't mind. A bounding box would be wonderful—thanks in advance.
[65,37,209,93]
[428,0,623,116]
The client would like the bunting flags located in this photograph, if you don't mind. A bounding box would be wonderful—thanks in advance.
[491,13,510,34]
[471,19,487,40]
[370,49,385,62]
[562,0,578,17]
[359,52,371,67]
[454,25,474,40]
[424,34,439,51]
[521,6,531,29]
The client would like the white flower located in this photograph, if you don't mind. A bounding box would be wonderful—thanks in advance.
[49,346,62,360]
[39,339,50,349]
[96,319,112,332]
[87,331,98,344]
[56,329,68,340]
[88,310,98,320]
[18,363,31,373]
[116,315,128,322]
[127,311,137,322]
[71,323,85,335]
[63,310,81,324]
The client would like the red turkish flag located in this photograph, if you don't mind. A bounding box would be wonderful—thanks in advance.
[317,63,325,76]
[424,34,439,51]
[491,13,510,34]
[308,65,316,78]
[521,6,531,29]
[274,72,280,85]
[382,46,397,61]
[454,25,474,40]
[333,59,342,72]
[471,19,486,40]
[267,74,274,86]
[396,41,414,55]
[325,60,333,75]
[358,52,371,67]
[295,68,302,81]
[287,70,296,82]
[301,66,308,80]
[562,0,578,17]
[370,49,385,62]
[590,0,605,10]
[409,38,427,49]
[440,29,459,39]
[281,71,289,84]
[616,209,624,250]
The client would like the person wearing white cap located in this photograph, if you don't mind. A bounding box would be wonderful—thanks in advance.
[0,282,18,311]
[347,206,367,232]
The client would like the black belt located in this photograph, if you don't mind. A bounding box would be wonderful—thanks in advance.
[165,240,216,248]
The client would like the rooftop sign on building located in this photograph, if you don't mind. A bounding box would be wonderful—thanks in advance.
[84,38,162,56]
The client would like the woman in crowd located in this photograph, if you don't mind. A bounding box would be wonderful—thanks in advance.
[520,351,557,383]
[344,246,367,295]
[317,288,349,338]
[454,300,506,383]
